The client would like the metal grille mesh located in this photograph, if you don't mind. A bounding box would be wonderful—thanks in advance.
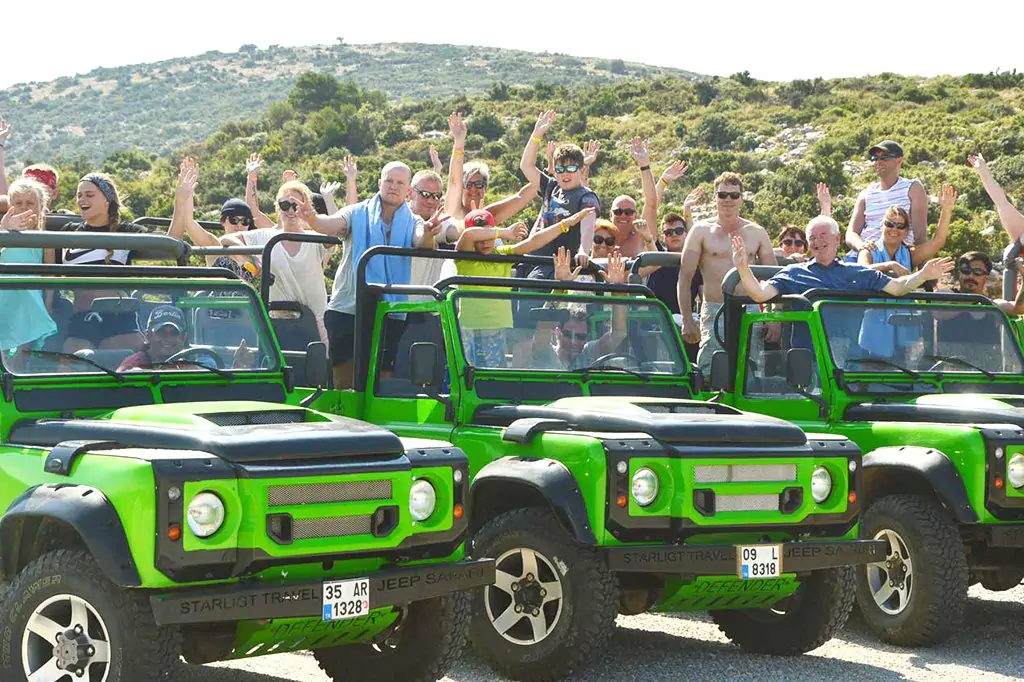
[292,515,372,539]
[694,464,797,484]
[205,410,306,426]
[268,481,392,507]
[715,494,779,512]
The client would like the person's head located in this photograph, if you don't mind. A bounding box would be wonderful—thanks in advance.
[881,206,911,247]
[409,170,444,220]
[77,173,121,227]
[275,180,313,229]
[143,305,188,363]
[7,178,49,230]
[591,219,619,258]
[465,209,497,254]
[552,144,585,192]
[22,164,59,201]
[868,140,904,179]
[777,225,807,256]
[957,251,992,296]
[713,172,744,216]
[661,213,688,252]
[558,304,590,357]
[379,162,413,209]
[805,216,842,265]
[609,195,637,234]
[219,198,254,234]
[461,162,489,210]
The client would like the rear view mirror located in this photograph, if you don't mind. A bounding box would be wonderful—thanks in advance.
[305,342,331,388]
[785,348,814,389]
[709,351,729,391]
[410,342,438,389]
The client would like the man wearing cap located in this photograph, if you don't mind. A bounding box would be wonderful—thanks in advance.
[117,306,254,371]
[846,140,928,255]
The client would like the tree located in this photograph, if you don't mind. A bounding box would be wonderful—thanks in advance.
[239,44,258,54]
[288,73,342,114]
[468,112,505,141]
[488,81,511,101]
[610,59,627,75]
[695,80,719,106]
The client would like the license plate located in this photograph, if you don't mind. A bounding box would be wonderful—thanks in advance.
[737,544,782,580]
[322,578,370,621]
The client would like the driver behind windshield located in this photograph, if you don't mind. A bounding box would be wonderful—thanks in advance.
[118,306,254,371]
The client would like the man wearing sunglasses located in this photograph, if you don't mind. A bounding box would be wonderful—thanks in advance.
[935,251,1024,343]
[678,172,777,374]
[846,140,928,256]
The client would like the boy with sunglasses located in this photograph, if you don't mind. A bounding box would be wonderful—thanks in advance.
[846,140,928,256]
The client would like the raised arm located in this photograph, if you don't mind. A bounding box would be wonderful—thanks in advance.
[595,249,629,355]
[911,184,955,266]
[846,193,869,251]
[296,198,351,238]
[520,110,556,188]
[970,153,1024,242]
[320,180,341,215]
[581,140,599,187]
[882,257,954,296]
[730,234,779,303]
[656,160,689,205]
[456,221,529,251]
[342,155,359,206]
[995,258,1024,315]
[245,153,275,229]
[681,187,704,229]
[817,182,832,218]
[513,207,595,255]
[909,180,928,244]
[443,112,467,217]
[168,157,198,241]
[0,117,10,210]
[485,182,540,225]
[632,137,658,239]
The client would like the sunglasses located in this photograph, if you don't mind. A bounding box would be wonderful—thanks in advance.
[959,264,989,277]
[664,227,687,237]
[611,207,636,216]
[782,238,806,247]
[870,152,899,162]
[277,200,299,212]
[414,187,444,201]
[717,191,742,200]
[464,180,487,190]
[561,330,589,342]
[225,216,251,226]
[554,164,581,174]
[593,235,616,246]
[883,219,908,230]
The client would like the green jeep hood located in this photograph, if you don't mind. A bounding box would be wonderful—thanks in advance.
[845,393,1024,428]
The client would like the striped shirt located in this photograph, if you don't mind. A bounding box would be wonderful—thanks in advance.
[859,177,919,245]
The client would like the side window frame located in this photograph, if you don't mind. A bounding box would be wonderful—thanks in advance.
[738,309,824,401]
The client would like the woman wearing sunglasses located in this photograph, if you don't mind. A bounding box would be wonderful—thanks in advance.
[857,185,955,276]
[774,226,809,261]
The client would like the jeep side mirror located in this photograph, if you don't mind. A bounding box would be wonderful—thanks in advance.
[709,351,729,391]
[410,342,438,389]
[785,348,814,389]
[305,341,331,388]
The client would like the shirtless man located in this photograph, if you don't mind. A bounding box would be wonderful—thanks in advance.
[677,172,777,373]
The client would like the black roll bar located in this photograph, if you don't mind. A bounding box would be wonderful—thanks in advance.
[0,231,190,265]
[134,216,224,232]
[258,232,343,304]
[0,264,239,280]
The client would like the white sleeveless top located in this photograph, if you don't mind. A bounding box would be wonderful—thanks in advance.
[861,176,917,245]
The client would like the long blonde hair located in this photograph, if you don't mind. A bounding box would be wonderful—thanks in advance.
[7,178,49,230]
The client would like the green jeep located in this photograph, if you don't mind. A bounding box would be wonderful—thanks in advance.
[710,264,1024,647]
[0,232,493,682]
[294,242,888,682]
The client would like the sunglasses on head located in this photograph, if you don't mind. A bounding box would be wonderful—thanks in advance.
[959,263,989,277]
[561,330,588,342]
[554,164,581,174]
[782,238,806,247]
[883,219,908,230]
[464,180,487,190]
[717,191,742,200]
[414,187,444,201]
[277,200,299,212]
[593,235,616,246]
[611,207,636,216]
[664,227,687,237]
[870,152,899,162]
[225,215,251,226]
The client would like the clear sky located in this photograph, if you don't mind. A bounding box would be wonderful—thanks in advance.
[2,0,1021,90]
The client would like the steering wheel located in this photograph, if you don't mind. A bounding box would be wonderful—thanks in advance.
[587,352,642,369]
[164,347,224,369]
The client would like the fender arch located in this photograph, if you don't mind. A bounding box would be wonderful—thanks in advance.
[862,446,978,524]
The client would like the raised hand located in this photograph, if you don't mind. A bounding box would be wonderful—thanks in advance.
[968,153,988,172]
[500,222,529,242]
[554,246,583,281]
[246,153,264,177]
[293,194,317,223]
[281,169,298,183]
[176,157,198,201]
[232,339,256,369]
[424,208,451,237]
[583,140,601,167]
[0,117,11,147]
[320,180,341,197]
[683,187,705,213]
[449,112,467,145]
[816,182,832,217]
[938,183,957,214]
[532,110,557,138]
[604,248,626,284]
[922,256,955,280]
[546,141,556,174]
[0,208,37,232]
[630,136,650,166]
[429,145,443,175]
[661,160,689,183]
[731,234,749,269]
[564,206,597,228]
[633,218,653,243]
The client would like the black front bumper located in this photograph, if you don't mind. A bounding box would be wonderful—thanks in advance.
[150,558,494,626]
[605,539,886,574]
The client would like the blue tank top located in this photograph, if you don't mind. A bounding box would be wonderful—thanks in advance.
[870,243,912,271]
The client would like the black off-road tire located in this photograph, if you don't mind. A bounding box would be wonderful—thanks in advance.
[710,566,855,655]
[0,549,180,681]
[314,592,470,682]
[855,494,968,647]
[468,507,619,682]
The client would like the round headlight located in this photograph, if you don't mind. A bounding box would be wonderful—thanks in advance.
[1008,454,1024,489]
[410,479,437,522]
[631,468,659,507]
[811,466,833,504]
[186,492,225,538]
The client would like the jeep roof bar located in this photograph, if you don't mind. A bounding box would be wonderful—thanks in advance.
[134,216,224,232]
[0,264,240,280]
[434,275,653,298]
[190,246,265,257]
[259,232,344,304]
[0,231,190,264]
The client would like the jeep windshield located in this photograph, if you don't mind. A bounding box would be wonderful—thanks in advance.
[819,302,1024,377]
[452,291,688,376]
[0,281,279,377]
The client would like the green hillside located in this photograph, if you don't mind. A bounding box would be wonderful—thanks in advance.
[0,42,700,165]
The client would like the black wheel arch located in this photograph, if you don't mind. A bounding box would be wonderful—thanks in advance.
[861,446,978,524]
[467,457,596,546]
[0,484,141,586]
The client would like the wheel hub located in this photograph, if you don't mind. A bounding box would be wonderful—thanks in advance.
[885,554,908,589]
[511,574,546,615]
[53,626,96,673]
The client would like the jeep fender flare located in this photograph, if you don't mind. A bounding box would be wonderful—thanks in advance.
[0,484,141,586]
[468,457,597,546]
[862,446,978,523]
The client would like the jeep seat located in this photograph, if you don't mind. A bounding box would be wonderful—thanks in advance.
[268,301,320,352]
[74,347,134,370]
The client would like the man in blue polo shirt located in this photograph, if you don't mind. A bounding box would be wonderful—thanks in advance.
[731,216,953,301]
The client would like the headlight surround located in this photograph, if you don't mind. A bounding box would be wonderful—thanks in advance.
[811,466,833,504]
[631,468,659,507]
[1008,454,1024,489]
[409,479,437,522]
[186,492,226,538]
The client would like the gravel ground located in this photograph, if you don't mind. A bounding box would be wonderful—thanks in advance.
[172,584,1024,682]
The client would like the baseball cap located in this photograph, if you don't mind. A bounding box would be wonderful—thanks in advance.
[464,209,495,229]
[146,305,186,333]
[220,198,254,221]
[869,140,904,158]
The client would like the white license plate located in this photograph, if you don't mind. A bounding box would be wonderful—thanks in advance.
[322,578,370,621]
[737,544,782,580]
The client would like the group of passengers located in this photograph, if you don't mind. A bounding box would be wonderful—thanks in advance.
[3,110,1024,384]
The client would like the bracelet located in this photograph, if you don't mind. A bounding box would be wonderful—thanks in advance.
[659,177,669,186]
[639,165,651,172]
[559,221,569,234]
[452,151,464,158]
[531,136,543,144]
[494,228,500,240]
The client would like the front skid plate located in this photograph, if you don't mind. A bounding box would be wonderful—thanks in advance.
[150,558,495,626]
[606,539,886,573]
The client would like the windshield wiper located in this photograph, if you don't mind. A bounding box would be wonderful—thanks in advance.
[845,357,920,379]
[23,350,125,382]
[926,355,996,380]
[578,363,650,380]
[149,360,233,379]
